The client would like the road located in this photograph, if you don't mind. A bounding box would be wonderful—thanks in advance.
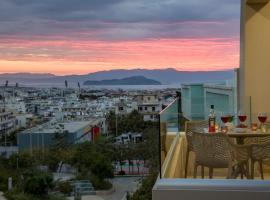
[100,177,141,200]
[0,192,6,200]
[67,177,141,200]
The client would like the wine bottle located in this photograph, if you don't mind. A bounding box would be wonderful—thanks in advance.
[208,105,216,133]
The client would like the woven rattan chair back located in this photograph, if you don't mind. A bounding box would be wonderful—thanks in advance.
[184,120,208,178]
[185,120,208,152]
[192,132,231,168]
[250,142,270,179]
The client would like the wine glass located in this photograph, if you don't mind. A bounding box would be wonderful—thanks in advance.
[258,112,267,132]
[221,113,229,124]
[220,112,229,133]
[238,111,247,128]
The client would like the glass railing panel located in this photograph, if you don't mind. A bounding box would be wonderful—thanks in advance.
[159,98,181,178]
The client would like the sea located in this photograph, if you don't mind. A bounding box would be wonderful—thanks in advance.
[19,83,181,90]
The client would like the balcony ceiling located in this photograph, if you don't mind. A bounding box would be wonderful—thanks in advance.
[247,0,270,4]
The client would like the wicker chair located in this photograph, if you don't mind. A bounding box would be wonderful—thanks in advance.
[244,123,270,179]
[184,120,208,178]
[250,141,270,179]
[227,137,252,179]
[192,132,251,179]
[245,135,270,146]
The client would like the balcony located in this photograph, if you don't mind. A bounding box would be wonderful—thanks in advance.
[154,98,270,200]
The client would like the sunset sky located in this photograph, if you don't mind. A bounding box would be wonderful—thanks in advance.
[0,0,240,75]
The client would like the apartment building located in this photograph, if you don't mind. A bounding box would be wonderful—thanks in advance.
[136,94,161,121]
[0,108,16,135]
[181,83,236,121]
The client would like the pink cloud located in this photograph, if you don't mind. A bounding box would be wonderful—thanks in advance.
[0,37,239,74]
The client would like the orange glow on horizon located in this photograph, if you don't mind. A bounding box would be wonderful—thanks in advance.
[0,38,239,75]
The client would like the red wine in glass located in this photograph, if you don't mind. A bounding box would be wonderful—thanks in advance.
[258,116,267,123]
[221,116,229,123]
[258,113,267,123]
[238,115,247,122]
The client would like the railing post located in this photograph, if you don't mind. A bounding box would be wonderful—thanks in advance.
[177,97,182,132]
[158,114,162,179]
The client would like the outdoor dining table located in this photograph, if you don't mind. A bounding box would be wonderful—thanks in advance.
[226,129,270,144]
[194,128,270,179]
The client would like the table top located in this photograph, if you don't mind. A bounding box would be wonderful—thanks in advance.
[227,129,270,138]
[199,128,270,138]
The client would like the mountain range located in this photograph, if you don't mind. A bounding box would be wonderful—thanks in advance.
[84,76,161,85]
[0,68,235,87]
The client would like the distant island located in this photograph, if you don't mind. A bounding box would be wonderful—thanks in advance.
[0,68,234,87]
[83,76,161,85]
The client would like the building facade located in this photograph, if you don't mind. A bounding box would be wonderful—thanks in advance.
[0,108,16,135]
[136,94,161,121]
[181,83,236,121]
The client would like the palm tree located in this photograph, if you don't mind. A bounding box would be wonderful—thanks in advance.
[126,144,135,175]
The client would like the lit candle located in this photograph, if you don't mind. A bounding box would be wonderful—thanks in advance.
[215,124,219,133]
[221,126,228,133]
[251,123,258,132]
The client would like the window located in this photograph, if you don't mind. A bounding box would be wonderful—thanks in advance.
[152,106,156,111]
[144,107,148,111]
[138,107,142,111]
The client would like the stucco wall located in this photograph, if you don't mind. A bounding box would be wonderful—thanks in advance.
[240,0,270,115]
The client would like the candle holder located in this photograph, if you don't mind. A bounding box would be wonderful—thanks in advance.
[251,123,258,132]
[261,124,268,133]
[221,126,228,133]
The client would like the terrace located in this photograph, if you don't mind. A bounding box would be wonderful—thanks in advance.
[153,0,270,199]
[154,97,270,200]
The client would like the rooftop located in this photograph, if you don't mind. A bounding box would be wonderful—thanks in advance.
[21,120,100,134]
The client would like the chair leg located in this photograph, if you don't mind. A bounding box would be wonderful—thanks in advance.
[240,164,244,179]
[251,160,255,179]
[193,164,198,179]
[185,150,190,178]
[246,162,250,179]
[259,161,264,180]
[209,167,213,179]
[201,166,204,179]
[227,163,233,179]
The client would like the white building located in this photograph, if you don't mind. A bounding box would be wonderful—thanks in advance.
[136,94,161,121]
[0,108,16,135]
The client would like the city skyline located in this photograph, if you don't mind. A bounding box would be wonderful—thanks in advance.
[0,0,240,75]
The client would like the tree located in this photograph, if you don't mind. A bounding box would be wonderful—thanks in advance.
[8,152,36,170]
[126,144,136,174]
[90,154,114,180]
[107,111,117,135]
[23,169,54,196]
[131,170,158,200]
[53,130,69,150]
